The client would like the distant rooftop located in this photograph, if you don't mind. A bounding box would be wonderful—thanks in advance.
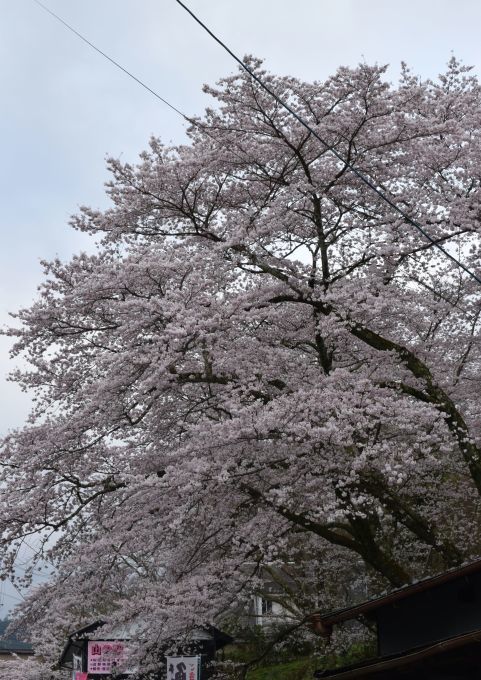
[0,619,33,653]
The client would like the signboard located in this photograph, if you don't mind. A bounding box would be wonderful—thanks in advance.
[87,640,130,675]
[75,674,88,680]
[166,655,200,680]
[72,654,83,680]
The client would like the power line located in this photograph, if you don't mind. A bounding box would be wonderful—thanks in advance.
[30,0,481,287]
[31,0,190,122]
[0,590,25,605]
[4,581,25,603]
[174,0,481,287]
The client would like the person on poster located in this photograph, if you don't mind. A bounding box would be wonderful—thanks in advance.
[167,660,187,680]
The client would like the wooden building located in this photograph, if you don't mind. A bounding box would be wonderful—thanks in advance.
[313,558,481,679]
[59,619,233,679]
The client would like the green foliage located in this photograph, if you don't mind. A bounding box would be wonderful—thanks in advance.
[323,640,377,668]
[218,638,376,679]
[246,657,315,680]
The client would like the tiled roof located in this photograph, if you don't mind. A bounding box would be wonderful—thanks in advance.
[0,619,33,652]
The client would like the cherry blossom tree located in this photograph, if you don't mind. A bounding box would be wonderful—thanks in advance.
[3,57,481,670]
[0,656,60,680]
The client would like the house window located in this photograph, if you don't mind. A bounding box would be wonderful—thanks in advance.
[261,598,273,616]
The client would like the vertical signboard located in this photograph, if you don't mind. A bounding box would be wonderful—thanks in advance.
[166,655,200,680]
[72,654,83,680]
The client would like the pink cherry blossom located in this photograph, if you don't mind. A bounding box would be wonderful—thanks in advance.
[2,57,481,672]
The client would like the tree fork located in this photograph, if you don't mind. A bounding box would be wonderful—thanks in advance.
[242,483,411,587]
[301,298,481,497]
[358,471,464,568]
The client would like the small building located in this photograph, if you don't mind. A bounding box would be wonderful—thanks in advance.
[59,619,233,679]
[312,558,481,679]
[246,562,313,629]
[0,619,34,662]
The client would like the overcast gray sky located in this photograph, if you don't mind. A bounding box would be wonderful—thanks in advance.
[1,0,481,611]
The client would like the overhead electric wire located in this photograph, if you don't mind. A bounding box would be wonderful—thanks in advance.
[1,590,25,604]
[174,0,481,287]
[31,0,189,122]
[30,0,481,287]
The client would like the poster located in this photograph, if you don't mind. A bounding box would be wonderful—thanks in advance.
[87,640,131,675]
[166,655,200,680]
[72,654,83,680]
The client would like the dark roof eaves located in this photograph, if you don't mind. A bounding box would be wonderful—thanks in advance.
[0,647,34,655]
[314,627,481,678]
[319,557,481,625]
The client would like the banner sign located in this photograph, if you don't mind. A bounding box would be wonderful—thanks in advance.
[166,655,200,680]
[87,640,130,675]
[72,654,83,680]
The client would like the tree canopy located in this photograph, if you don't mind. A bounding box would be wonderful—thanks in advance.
[3,57,481,671]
